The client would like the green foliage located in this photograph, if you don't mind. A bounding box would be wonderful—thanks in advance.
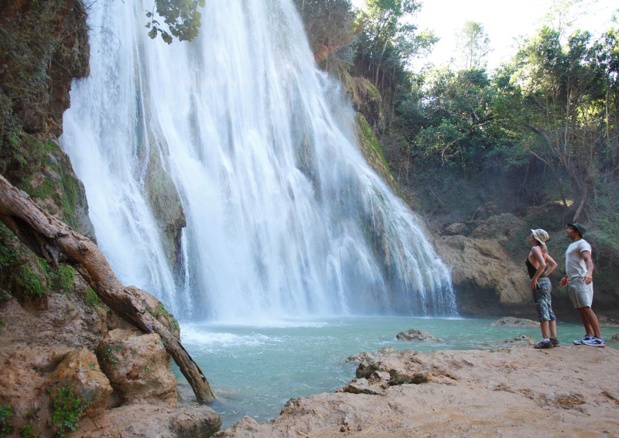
[393,14,618,227]
[501,26,614,207]
[82,288,101,308]
[590,175,619,265]
[0,223,19,271]
[146,0,206,44]
[19,424,39,438]
[24,140,80,229]
[0,404,14,437]
[150,302,180,331]
[43,262,70,291]
[2,135,80,228]
[2,221,76,301]
[0,132,47,187]
[50,387,89,436]
[47,264,75,292]
[13,264,46,299]
[357,114,389,169]
[404,67,511,175]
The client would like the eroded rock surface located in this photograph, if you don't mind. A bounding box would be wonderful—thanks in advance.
[216,345,619,437]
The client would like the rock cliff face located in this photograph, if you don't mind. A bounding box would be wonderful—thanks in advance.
[433,214,533,316]
[143,141,187,273]
[0,0,93,238]
[0,0,89,139]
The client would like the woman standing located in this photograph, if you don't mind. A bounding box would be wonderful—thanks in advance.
[527,229,559,349]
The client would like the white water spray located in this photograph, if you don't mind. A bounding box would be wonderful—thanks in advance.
[61,0,456,322]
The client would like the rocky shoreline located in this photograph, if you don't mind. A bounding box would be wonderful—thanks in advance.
[216,342,619,437]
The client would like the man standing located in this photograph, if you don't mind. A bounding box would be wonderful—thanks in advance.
[559,222,604,347]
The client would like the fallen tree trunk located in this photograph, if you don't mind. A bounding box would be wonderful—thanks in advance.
[0,174,215,403]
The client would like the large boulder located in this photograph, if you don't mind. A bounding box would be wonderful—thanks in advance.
[47,349,113,419]
[68,403,222,438]
[0,343,72,434]
[434,234,529,316]
[96,329,178,406]
[395,328,444,342]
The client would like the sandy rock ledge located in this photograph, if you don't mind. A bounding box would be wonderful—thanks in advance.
[217,345,619,437]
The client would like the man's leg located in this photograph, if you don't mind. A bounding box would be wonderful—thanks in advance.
[581,306,602,339]
[576,307,595,336]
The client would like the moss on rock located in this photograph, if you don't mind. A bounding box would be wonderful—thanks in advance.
[355,113,399,193]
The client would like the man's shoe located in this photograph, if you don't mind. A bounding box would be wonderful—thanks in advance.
[581,337,605,348]
[573,335,593,345]
[550,337,560,347]
[534,340,553,349]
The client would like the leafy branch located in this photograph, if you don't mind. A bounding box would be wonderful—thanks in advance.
[145,0,206,44]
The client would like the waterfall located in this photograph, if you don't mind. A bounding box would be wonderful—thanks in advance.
[61,0,457,322]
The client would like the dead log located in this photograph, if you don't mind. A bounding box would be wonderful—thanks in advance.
[0,174,215,403]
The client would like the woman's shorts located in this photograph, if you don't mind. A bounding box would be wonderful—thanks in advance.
[533,277,555,322]
[568,277,593,308]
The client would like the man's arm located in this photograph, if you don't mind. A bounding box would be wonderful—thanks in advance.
[582,250,594,285]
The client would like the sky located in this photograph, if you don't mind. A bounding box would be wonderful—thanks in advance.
[352,0,618,71]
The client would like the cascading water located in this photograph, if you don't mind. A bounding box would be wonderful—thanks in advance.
[61,0,457,322]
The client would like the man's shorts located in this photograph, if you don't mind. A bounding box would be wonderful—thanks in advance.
[533,277,555,322]
[568,277,594,308]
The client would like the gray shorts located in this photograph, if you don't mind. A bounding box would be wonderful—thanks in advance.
[568,277,593,308]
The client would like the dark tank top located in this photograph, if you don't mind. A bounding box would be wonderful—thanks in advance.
[525,258,547,279]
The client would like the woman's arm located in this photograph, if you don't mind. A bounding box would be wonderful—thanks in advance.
[544,254,558,277]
